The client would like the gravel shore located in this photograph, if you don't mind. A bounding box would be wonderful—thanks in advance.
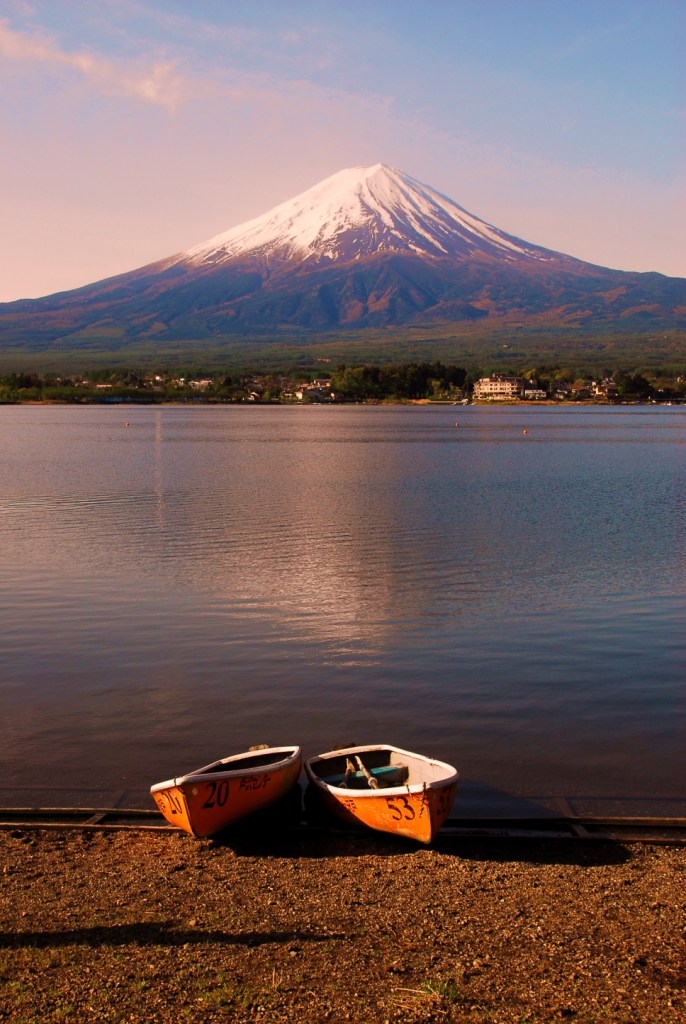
[1,824,684,1023]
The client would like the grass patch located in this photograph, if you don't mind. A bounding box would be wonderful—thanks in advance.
[393,974,472,1012]
[422,977,464,1003]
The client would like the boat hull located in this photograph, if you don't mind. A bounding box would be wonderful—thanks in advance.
[151,746,302,838]
[305,745,458,844]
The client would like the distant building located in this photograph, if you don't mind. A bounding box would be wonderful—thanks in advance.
[296,378,334,401]
[522,388,547,400]
[473,376,525,400]
[592,379,618,399]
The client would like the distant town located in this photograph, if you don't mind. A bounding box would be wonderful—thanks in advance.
[1,364,685,405]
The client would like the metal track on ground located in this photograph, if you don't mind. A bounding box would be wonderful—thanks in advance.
[0,807,171,831]
[1,807,685,844]
[436,815,686,845]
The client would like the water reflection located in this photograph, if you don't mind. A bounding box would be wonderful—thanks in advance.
[0,405,685,808]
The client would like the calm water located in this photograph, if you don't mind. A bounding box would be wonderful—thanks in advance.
[1,404,685,816]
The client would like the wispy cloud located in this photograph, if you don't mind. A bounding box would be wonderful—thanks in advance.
[0,12,387,116]
[0,16,184,109]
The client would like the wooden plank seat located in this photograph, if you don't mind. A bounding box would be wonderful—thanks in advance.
[321,764,409,789]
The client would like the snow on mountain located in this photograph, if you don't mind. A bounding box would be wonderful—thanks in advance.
[4,161,684,354]
[184,163,557,268]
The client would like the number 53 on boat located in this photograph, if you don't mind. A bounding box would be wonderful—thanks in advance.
[305,744,459,844]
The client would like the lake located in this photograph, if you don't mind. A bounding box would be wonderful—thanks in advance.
[1,403,684,818]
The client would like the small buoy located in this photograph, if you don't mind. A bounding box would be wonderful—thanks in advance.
[125,421,130,427]
[522,429,528,435]
[454,421,459,427]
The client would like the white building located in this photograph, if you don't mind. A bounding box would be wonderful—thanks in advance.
[473,376,525,400]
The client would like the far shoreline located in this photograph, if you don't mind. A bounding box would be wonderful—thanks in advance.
[3,397,683,408]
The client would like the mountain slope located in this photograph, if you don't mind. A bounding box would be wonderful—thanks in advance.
[182,163,569,267]
[1,164,685,353]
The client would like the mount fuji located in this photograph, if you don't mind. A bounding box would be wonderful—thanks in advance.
[2,163,685,357]
[182,163,566,267]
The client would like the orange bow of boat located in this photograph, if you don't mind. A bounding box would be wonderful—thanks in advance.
[151,745,302,838]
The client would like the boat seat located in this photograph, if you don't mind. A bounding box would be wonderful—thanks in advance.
[322,764,409,789]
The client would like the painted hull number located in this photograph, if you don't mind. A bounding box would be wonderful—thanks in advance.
[158,791,183,816]
[387,796,416,821]
[202,779,229,808]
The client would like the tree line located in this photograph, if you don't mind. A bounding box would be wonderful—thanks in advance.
[1,362,684,403]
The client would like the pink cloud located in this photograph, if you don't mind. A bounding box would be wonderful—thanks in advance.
[0,17,184,110]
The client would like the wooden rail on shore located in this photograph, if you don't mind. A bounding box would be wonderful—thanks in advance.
[1,807,686,845]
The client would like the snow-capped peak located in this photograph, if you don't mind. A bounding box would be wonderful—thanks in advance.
[184,164,555,267]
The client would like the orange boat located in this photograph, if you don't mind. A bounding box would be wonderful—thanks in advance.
[304,744,458,844]
[151,745,302,838]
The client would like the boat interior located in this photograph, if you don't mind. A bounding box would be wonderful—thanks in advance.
[194,748,297,775]
[311,747,455,790]
[313,748,412,789]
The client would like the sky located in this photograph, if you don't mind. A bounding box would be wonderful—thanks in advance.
[1,0,684,301]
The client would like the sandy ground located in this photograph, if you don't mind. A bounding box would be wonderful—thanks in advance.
[1,822,684,1023]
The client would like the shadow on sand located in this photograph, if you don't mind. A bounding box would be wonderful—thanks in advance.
[204,781,631,868]
[0,921,349,951]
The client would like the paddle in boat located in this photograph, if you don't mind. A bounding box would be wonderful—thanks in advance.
[304,744,458,844]
[151,744,302,838]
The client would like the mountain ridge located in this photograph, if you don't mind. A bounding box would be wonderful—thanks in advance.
[1,164,684,361]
